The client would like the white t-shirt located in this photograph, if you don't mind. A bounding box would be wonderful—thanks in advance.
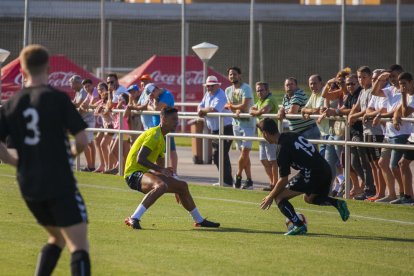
[383,86,414,137]
[368,95,388,136]
[112,85,129,103]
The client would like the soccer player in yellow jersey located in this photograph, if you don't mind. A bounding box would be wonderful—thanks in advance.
[123,107,220,229]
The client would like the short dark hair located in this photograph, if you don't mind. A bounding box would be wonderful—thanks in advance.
[256,81,269,91]
[309,74,322,82]
[82,78,92,85]
[257,118,279,135]
[357,66,372,75]
[346,74,358,80]
[389,64,404,73]
[161,106,178,117]
[97,82,108,90]
[107,73,118,80]
[398,72,413,82]
[285,77,298,85]
[227,66,242,74]
[19,44,49,76]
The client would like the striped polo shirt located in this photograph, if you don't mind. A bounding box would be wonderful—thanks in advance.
[282,89,315,133]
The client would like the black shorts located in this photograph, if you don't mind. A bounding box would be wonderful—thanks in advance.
[126,171,144,192]
[403,142,414,161]
[25,190,88,227]
[364,135,384,161]
[286,167,332,196]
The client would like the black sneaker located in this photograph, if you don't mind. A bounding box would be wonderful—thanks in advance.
[241,179,253,190]
[124,217,141,229]
[194,219,220,228]
[234,175,242,189]
[354,193,367,200]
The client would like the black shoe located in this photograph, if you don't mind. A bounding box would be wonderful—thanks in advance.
[194,219,220,228]
[234,175,242,189]
[354,194,367,201]
[124,217,141,229]
[241,179,253,190]
[81,167,95,172]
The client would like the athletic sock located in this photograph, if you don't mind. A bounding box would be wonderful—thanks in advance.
[190,208,204,223]
[131,204,147,220]
[312,195,339,207]
[277,199,303,227]
[71,250,91,276]
[35,243,62,276]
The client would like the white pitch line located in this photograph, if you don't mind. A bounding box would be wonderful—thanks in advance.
[1,173,414,225]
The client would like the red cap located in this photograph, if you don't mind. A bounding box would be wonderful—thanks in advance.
[139,74,152,81]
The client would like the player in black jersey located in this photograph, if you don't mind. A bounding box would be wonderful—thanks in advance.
[0,45,91,275]
[257,118,350,235]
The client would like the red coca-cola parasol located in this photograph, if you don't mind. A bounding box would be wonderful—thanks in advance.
[1,55,101,101]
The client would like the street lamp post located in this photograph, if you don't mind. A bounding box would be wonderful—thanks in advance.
[192,42,219,164]
[0,48,11,104]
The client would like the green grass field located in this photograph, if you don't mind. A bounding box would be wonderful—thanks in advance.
[1,164,413,275]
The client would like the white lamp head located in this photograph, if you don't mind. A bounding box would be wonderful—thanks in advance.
[192,42,219,62]
[0,48,10,63]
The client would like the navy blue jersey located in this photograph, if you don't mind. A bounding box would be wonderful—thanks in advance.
[0,85,87,200]
[277,132,329,178]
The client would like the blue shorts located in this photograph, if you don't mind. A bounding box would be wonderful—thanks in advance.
[233,125,255,150]
[389,135,410,168]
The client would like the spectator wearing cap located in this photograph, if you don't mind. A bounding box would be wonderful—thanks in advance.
[198,76,234,187]
[139,74,152,91]
[124,84,143,142]
[146,83,178,174]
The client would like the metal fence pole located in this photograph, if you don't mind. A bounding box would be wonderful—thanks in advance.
[100,0,106,78]
[23,0,29,48]
[181,1,186,133]
[249,0,255,87]
[219,114,224,186]
[108,20,112,72]
[396,0,401,64]
[344,117,350,199]
[258,23,264,82]
[340,0,346,70]
[202,61,209,164]
[166,134,171,168]
[118,111,124,176]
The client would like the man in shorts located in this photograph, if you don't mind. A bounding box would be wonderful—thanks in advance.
[123,107,220,229]
[257,118,350,236]
[0,44,90,275]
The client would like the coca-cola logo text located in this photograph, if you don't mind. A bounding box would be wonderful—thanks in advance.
[14,71,77,87]
[151,70,205,86]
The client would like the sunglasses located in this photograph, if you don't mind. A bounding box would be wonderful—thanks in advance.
[107,80,115,85]
[256,89,265,92]
[346,83,356,86]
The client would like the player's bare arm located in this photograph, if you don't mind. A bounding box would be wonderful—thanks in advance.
[137,146,172,177]
[0,142,18,167]
[261,176,289,210]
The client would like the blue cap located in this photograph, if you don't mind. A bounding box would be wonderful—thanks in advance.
[127,84,139,92]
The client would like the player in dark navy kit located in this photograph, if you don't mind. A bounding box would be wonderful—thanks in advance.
[257,118,350,235]
[0,45,91,275]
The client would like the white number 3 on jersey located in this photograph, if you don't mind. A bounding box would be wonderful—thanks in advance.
[23,108,41,145]
[294,136,315,157]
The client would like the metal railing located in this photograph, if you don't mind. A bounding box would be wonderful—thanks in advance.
[78,108,414,199]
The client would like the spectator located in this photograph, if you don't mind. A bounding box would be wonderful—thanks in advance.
[146,83,178,174]
[124,84,142,142]
[77,78,99,172]
[94,82,116,173]
[278,77,320,139]
[69,74,87,108]
[301,74,327,155]
[225,66,255,190]
[372,64,409,204]
[392,72,414,204]
[0,44,90,275]
[348,66,384,201]
[198,76,234,187]
[365,69,394,202]
[107,73,128,104]
[249,81,279,191]
[127,83,154,131]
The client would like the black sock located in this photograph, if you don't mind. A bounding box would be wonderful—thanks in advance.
[277,199,303,227]
[35,243,62,276]
[71,250,91,276]
[311,195,339,208]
